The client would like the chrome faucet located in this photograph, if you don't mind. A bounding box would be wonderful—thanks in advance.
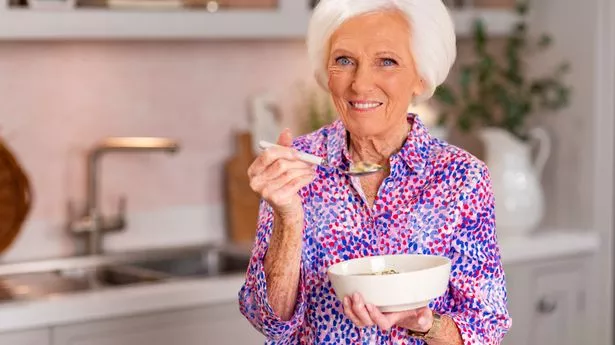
[67,137,180,256]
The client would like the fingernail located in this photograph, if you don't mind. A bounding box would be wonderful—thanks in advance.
[418,317,425,327]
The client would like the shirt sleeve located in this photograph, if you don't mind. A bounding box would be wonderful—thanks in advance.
[446,162,512,345]
[238,200,307,342]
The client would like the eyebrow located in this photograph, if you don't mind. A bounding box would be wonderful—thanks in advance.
[330,48,403,59]
[330,48,354,57]
[374,51,403,60]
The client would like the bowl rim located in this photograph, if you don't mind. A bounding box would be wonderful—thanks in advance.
[326,253,451,277]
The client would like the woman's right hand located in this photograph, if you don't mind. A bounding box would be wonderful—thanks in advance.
[247,129,316,216]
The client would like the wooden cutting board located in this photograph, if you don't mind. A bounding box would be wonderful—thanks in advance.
[224,132,261,246]
[0,138,32,255]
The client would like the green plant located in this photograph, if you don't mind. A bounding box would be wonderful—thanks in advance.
[433,1,571,140]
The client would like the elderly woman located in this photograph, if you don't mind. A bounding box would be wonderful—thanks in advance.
[239,0,511,343]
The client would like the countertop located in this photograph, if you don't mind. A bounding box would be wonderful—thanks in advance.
[0,230,601,333]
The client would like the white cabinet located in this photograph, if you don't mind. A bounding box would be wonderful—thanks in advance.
[47,253,589,345]
[502,256,588,345]
[52,302,265,345]
[0,328,51,345]
[0,231,598,345]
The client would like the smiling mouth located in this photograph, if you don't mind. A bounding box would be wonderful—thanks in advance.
[349,101,383,110]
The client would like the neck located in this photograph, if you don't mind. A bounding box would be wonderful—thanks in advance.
[348,117,411,165]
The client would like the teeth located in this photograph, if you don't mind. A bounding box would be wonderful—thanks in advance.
[351,102,381,109]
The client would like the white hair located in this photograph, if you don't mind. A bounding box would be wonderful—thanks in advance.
[306,0,457,104]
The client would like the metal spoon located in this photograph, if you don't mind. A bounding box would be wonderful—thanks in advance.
[258,140,384,177]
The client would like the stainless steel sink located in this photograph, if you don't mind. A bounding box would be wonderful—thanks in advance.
[0,244,251,304]
[127,248,250,278]
[0,265,166,303]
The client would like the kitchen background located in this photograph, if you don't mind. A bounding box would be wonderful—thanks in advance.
[0,0,613,344]
[0,39,312,261]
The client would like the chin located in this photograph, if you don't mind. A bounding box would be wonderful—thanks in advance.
[346,121,386,138]
[340,107,392,137]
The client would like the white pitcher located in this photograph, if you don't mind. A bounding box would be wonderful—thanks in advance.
[479,127,551,237]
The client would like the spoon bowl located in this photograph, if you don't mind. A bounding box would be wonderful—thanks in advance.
[258,141,383,177]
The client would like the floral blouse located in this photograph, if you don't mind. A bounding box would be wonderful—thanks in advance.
[239,114,511,345]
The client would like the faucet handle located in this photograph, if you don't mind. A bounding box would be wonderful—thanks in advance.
[66,199,91,234]
[97,196,128,233]
[66,197,126,235]
[105,195,127,232]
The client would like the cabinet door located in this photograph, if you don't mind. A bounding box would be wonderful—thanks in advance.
[528,266,584,345]
[52,302,265,345]
[0,328,51,345]
[502,257,587,345]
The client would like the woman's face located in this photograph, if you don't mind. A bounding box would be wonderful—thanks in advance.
[327,10,425,138]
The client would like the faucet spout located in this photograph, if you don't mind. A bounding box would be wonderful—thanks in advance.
[92,137,180,155]
[70,136,180,256]
[86,137,180,215]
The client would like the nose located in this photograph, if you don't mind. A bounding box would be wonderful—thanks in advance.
[351,64,375,94]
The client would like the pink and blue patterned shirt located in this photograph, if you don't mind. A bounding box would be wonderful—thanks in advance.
[239,114,511,344]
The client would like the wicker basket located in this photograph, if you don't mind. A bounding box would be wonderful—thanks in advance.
[0,138,32,255]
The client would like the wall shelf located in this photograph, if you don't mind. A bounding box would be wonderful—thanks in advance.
[0,0,519,40]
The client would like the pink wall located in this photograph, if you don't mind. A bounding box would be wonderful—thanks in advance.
[0,41,312,261]
[0,33,596,261]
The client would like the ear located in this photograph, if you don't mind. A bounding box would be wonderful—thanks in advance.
[414,78,427,96]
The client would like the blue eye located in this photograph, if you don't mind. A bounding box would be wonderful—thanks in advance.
[381,58,397,66]
[335,56,352,65]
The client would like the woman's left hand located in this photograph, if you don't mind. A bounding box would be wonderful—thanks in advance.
[343,292,433,332]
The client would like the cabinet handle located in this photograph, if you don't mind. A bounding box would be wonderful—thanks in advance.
[536,298,557,314]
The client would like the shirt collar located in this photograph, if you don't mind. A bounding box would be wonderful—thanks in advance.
[324,113,434,176]
[323,119,350,172]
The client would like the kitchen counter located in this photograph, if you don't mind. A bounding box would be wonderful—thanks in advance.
[0,230,601,333]
[498,230,601,264]
[0,273,247,333]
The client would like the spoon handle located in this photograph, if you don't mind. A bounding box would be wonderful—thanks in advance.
[258,140,325,166]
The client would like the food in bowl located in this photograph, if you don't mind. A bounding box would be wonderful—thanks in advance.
[357,269,400,276]
[327,254,451,312]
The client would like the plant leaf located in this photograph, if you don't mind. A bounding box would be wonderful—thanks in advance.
[460,67,473,99]
[474,19,487,55]
[434,85,457,106]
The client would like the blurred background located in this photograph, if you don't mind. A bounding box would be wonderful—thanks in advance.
[0,0,612,344]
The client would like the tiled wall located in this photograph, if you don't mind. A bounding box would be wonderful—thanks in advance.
[0,40,312,262]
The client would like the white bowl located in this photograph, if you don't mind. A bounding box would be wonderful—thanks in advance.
[327,254,451,312]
